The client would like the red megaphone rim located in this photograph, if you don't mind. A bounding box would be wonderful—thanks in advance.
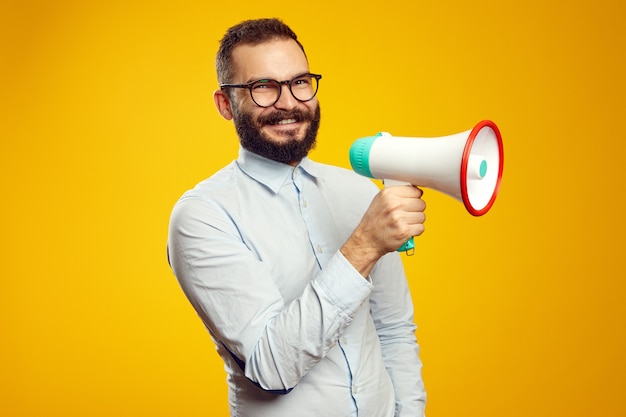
[460,119,504,216]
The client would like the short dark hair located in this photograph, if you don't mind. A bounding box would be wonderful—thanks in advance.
[215,18,307,85]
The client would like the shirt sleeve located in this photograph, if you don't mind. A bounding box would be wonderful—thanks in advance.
[167,196,373,392]
[369,252,427,417]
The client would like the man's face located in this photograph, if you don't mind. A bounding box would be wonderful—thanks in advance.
[227,39,321,165]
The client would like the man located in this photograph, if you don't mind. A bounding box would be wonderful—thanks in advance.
[168,18,427,417]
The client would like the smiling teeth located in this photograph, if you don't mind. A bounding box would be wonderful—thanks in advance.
[277,118,297,125]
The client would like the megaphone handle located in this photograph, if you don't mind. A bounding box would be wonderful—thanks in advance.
[382,179,410,187]
[382,179,416,255]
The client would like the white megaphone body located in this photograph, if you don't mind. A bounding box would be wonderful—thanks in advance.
[349,119,504,252]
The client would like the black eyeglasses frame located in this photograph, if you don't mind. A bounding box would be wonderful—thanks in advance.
[220,73,322,108]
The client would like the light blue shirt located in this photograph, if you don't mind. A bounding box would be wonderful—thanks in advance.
[167,147,426,417]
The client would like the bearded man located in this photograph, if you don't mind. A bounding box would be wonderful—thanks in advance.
[168,18,427,417]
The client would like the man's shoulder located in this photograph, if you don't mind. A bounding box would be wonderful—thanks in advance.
[175,161,240,204]
[306,159,368,180]
[304,160,380,214]
[309,160,379,193]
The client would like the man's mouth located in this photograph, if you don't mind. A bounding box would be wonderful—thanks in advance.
[276,118,297,125]
[258,110,310,127]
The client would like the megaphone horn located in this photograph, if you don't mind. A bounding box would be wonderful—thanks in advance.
[349,120,504,216]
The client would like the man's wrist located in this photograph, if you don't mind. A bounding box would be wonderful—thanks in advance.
[340,234,382,278]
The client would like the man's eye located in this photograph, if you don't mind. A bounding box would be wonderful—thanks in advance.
[253,81,277,90]
[292,77,312,87]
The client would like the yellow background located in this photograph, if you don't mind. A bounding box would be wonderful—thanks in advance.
[2,0,625,416]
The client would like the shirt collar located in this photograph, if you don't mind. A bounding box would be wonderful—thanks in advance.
[236,147,322,194]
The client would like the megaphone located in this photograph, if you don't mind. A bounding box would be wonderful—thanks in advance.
[349,119,504,251]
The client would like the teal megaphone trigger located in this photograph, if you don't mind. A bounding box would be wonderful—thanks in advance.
[397,237,415,254]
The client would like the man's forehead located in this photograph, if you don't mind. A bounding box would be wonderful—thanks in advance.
[230,39,309,82]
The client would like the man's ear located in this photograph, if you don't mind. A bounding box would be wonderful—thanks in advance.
[214,89,234,120]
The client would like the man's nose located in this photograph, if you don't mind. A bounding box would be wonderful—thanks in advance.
[273,83,298,109]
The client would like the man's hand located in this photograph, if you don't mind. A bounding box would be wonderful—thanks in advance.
[341,185,426,277]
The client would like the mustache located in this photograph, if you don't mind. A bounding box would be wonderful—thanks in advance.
[256,108,313,126]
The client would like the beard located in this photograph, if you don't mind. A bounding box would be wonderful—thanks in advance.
[232,103,321,165]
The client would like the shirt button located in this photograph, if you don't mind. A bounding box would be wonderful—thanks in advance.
[342,337,348,344]
[352,386,358,395]
[302,200,308,208]
[316,245,323,253]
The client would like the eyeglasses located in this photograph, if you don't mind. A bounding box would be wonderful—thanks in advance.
[220,73,322,108]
